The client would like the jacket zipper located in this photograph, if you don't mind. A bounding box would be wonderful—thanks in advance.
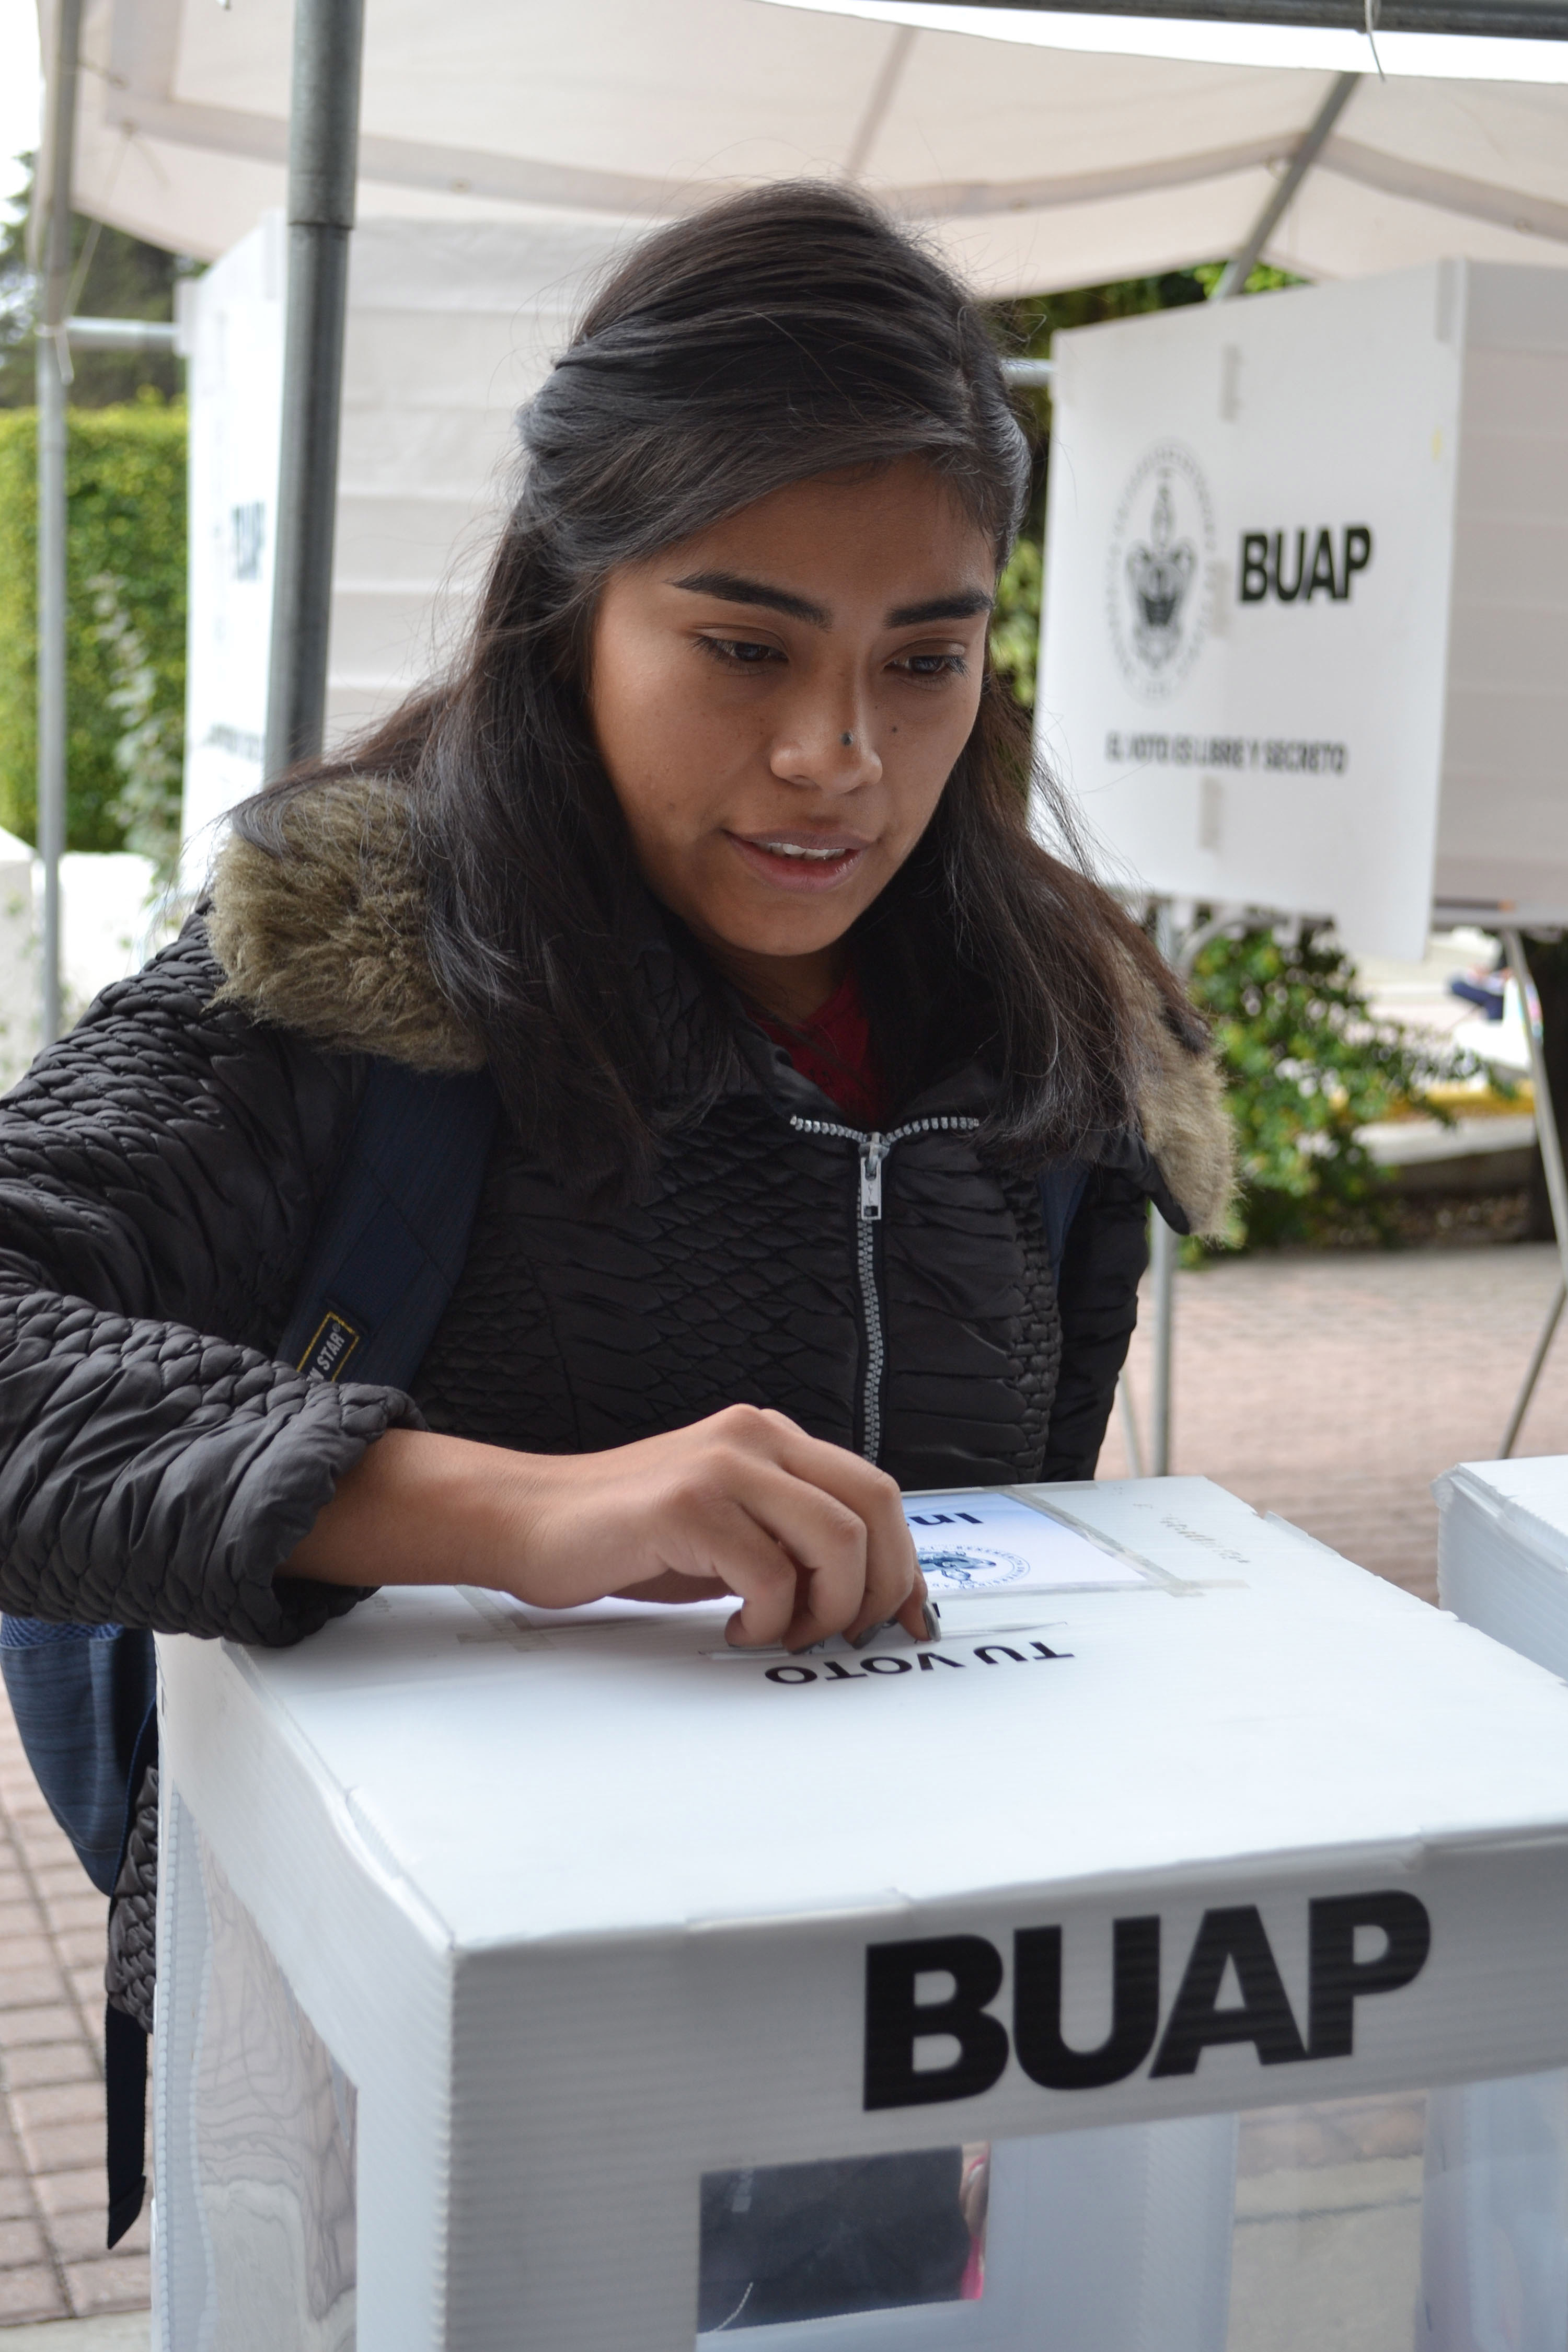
[789,1114,981,1462]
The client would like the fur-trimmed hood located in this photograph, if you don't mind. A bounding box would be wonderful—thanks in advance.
[208,779,1234,1237]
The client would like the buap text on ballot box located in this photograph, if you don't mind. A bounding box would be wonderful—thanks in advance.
[153,1478,1568,2350]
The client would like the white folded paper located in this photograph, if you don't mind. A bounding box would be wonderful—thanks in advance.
[903,1490,1151,1595]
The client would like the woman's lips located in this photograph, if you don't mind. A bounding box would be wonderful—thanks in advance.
[726,831,872,893]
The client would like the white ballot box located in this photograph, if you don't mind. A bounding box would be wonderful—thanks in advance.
[154,1478,1568,2351]
[1427,1456,1568,2352]
[1437,1455,1568,1683]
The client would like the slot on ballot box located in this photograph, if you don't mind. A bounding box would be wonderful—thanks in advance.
[153,1478,1568,2349]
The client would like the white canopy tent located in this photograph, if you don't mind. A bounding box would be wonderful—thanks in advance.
[45,0,1568,295]
[31,0,1568,1482]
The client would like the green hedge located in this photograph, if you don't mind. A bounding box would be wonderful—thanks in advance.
[988,534,1041,710]
[0,398,186,852]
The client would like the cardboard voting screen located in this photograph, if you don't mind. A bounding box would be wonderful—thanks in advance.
[1039,260,1568,956]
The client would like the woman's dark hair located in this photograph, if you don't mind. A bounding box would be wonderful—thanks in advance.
[237,179,1200,1191]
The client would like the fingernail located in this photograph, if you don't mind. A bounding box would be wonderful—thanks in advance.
[921,1602,941,1643]
[848,1622,885,1651]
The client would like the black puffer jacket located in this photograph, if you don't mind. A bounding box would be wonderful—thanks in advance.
[0,779,1232,1644]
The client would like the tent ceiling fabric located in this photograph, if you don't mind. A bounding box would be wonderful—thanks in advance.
[876,0,1568,33]
[48,0,1568,292]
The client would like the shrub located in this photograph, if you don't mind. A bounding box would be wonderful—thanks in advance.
[988,535,1041,710]
[1187,923,1489,1250]
[0,398,186,852]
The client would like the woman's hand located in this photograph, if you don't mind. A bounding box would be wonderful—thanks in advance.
[286,1406,926,1651]
[527,1406,926,1649]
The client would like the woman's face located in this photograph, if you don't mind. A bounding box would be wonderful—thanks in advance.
[588,458,995,1021]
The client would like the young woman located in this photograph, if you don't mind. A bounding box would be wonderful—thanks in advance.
[0,181,1229,1662]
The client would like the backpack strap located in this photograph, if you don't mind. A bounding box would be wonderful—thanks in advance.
[0,1622,155,1894]
[103,1700,159,2247]
[277,1059,498,1387]
[1040,1162,1091,1286]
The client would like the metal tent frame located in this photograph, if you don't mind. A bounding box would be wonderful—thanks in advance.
[32,0,364,1041]
[938,0,1568,28]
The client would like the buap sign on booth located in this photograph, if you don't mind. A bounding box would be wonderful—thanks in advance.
[1038,259,1568,956]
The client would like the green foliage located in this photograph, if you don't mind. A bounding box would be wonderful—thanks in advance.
[0,401,187,851]
[89,572,183,882]
[1189,924,1485,1250]
[1190,261,1300,301]
[989,534,1041,709]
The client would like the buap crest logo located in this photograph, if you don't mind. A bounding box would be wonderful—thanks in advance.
[914,1545,1030,1593]
[1108,444,1215,704]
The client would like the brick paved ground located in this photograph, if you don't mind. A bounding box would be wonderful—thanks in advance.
[0,1701,149,2328]
[0,1236,1560,2333]
[1101,1238,1568,1602]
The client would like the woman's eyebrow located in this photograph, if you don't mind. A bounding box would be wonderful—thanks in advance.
[886,589,995,626]
[670,571,830,627]
[667,574,994,630]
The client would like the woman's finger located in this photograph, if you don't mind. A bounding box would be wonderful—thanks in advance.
[702,1463,870,1648]
[758,1410,919,1640]
[892,1564,933,1646]
[536,1404,919,1646]
[660,1490,802,1646]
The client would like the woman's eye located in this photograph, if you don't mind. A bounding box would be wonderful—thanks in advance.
[698,636,784,667]
[894,651,967,680]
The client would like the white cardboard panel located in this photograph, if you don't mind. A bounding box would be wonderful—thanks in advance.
[1461,349,1568,437]
[1445,609,1568,684]
[1437,1456,1568,1683]
[1466,268,1568,350]
[1459,430,1568,524]
[1037,259,1568,952]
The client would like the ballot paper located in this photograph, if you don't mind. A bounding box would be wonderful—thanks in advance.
[903,1490,1151,1595]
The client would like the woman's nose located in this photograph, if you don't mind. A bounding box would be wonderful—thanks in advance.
[769,701,882,792]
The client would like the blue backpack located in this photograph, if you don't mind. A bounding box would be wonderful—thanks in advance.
[0,1059,496,2243]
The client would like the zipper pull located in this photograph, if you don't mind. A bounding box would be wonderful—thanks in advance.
[859,1136,886,1221]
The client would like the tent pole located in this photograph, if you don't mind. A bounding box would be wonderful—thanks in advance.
[263,0,366,779]
[1149,899,1179,1475]
[34,0,83,1049]
[1145,909,1242,1477]
[1213,70,1361,298]
[1501,1281,1565,1460]
[1498,927,1568,1457]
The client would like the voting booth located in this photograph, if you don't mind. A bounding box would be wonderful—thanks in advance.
[1037,259,1568,957]
[151,1477,1568,2349]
